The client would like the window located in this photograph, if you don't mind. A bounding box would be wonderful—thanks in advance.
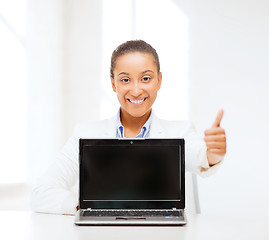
[0,0,28,183]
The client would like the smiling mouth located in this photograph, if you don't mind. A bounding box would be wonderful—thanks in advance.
[127,97,147,104]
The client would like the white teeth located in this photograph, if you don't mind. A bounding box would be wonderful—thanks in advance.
[129,99,145,104]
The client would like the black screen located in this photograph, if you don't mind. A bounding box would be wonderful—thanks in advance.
[81,145,181,201]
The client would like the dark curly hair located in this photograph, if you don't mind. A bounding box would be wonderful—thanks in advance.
[110,40,160,78]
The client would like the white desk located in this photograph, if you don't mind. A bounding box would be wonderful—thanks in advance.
[1,211,269,240]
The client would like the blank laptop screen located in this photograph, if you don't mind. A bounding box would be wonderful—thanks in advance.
[80,144,182,203]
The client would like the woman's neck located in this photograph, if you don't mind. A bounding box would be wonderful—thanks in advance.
[120,108,151,138]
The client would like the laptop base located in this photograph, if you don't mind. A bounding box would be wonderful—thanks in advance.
[74,210,187,226]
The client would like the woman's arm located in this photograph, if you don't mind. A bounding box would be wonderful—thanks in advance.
[30,136,79,215]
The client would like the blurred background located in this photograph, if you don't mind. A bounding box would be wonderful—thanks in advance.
[0,0,268,214]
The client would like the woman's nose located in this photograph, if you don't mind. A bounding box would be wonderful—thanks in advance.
[130,81,143,96]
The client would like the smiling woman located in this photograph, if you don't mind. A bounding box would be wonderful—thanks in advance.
[30,39,226,215]
[109,41,161,141]
[110,41,162,137]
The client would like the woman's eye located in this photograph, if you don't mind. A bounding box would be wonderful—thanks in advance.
[142,77,151,82]
[121,78,130,83]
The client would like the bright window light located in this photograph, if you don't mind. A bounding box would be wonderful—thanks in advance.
[0,0,27,183]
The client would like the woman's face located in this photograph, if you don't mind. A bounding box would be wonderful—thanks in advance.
[111,52,162,118]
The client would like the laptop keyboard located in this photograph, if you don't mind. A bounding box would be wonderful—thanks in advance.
[83,210,182,217]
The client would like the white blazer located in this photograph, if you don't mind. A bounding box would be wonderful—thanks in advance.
[30,111,221,215]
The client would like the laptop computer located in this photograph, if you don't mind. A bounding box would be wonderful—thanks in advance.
[74,138,187,226]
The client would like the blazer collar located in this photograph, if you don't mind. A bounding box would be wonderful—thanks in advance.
[149,110,166,138]
[103,109,166,138]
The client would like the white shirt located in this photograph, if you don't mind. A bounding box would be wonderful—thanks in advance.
[116,109,152,138]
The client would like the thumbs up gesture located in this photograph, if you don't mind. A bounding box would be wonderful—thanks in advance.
[204,109,227,166]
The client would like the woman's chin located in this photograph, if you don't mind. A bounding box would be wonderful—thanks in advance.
[122,108,152,119]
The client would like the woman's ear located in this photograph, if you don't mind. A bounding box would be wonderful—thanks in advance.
[111,77,117,92]
[157,72,162,90]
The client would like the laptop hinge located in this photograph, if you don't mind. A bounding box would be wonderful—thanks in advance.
[86,208,92,211]
[172,208,177,211]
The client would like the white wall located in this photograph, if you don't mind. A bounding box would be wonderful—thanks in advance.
[173,0,269,214]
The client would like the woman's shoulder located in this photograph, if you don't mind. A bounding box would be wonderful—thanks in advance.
[151,112,195,137]
[73,115,117,138]
[152,112,193,128]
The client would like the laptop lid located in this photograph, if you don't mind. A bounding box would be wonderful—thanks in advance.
[79,139,185,210]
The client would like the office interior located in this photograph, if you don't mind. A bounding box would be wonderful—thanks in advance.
[0,0,268,216]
